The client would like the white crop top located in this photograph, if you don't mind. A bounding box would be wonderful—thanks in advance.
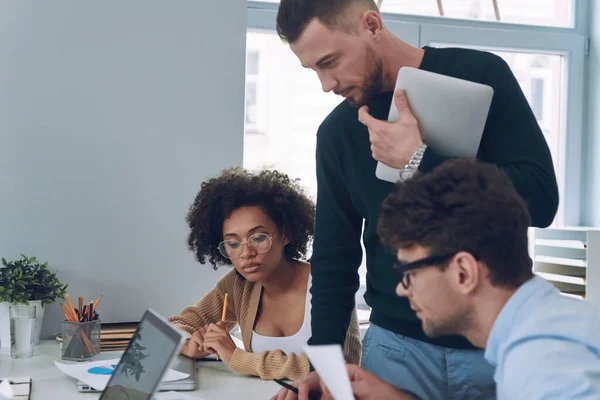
[250,274,312,355]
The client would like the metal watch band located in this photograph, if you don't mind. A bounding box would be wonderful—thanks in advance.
[405,143,428,171]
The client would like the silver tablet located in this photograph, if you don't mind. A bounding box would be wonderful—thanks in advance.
[376,67,493,183]
[96,309,189,400]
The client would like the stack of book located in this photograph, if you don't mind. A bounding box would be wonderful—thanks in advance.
[98,322,138,352]
[57,322,138,352]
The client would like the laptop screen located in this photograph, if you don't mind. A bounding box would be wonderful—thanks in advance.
[99,309,183,400]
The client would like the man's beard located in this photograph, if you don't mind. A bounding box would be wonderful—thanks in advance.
[346,48,384,108]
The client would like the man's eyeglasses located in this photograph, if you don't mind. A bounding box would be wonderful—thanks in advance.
[395,253,456,290]
[218,229,276,259]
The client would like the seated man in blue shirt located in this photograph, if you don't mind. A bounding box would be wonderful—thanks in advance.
[274,158,600,400]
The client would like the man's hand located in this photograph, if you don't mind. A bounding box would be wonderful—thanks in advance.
[180,325,211,359]
[347,365,414,400]
[358,89,423,169]
[203,322,237,365]
[270,371,324,400]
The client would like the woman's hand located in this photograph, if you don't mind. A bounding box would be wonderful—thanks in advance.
[203,321,238,365]
[180,324,211,359]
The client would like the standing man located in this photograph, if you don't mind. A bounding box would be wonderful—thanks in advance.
[276,0,558,398]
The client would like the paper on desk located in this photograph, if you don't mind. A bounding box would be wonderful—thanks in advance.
[303,345,354,400]
[0,379,12,399]
[54,359,189,391]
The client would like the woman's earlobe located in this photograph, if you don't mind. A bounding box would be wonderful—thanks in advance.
[280,228,291,245]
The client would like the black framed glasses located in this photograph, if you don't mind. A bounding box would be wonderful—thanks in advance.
[394,253,456,290]
[218,229,276,259]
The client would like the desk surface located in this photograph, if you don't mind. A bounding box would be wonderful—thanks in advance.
[0,341,280,399]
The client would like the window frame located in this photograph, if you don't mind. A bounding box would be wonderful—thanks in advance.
[420,23,586,226]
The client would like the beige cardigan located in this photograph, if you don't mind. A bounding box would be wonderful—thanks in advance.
[169,269,362,380]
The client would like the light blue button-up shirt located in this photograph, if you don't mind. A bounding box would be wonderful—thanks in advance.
[485,275,600,399]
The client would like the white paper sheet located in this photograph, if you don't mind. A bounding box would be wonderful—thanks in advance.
[303,345,354,400]
[231,333,244,349]
[54,359,189,391]
[0,379,13,399]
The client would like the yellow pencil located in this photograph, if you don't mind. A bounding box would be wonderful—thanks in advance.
[221,293,228,321]
[215,293,229,361]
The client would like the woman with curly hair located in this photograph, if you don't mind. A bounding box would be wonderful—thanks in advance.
[169,168,361,380]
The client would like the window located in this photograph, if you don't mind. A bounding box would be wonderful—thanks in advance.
[244,51,261,133]
[258,0,574,28]
[243,32,340,200]
[242,30,370,284]
[379,0,573,28]
[246,1,587,293]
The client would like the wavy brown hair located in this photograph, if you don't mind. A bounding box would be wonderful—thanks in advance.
[186,168,315,269]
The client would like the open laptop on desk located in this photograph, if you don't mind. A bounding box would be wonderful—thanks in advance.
[76,309,197,397]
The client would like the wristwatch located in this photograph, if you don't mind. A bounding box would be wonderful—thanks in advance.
[398,143,428,181]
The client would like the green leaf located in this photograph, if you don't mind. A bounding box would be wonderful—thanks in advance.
[0,255,66,304]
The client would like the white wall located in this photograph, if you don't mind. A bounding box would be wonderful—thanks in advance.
[0,1,245,338]
[583,1,600,226]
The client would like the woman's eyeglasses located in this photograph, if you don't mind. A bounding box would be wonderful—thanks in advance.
[218,230,276,259]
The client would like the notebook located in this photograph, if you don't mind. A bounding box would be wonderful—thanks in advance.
[0,377,31,400]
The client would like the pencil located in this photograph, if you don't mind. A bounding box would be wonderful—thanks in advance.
[66,294,77,318]
[93,295,102,310]
[274,379,298,394]
[274,379,320,400]
[88,300,93,322]
[221,293,229,321]
[78,296,84,320]
[215,293,229,361]
[60,303,73,322]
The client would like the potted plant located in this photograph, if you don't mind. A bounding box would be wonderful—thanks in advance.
[0,255,68,347]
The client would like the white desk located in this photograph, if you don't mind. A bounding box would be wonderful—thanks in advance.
[0,341,280,399]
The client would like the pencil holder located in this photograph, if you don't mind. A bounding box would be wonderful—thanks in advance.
[61,319,101,361]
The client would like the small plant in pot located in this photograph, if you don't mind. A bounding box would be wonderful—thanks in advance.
[0,255,68,347]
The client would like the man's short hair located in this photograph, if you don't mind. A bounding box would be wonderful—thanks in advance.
[276,0,379,44]
[377,158,534,288]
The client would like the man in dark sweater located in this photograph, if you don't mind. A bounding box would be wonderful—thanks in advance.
[274,0,558,398]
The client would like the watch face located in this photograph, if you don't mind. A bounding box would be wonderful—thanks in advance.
[398,168,415,181]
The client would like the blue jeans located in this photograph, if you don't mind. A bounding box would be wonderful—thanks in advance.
[361,324,496,400]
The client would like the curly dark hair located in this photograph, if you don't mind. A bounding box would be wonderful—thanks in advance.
[377,158,533,288]
[186,168,315,268]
